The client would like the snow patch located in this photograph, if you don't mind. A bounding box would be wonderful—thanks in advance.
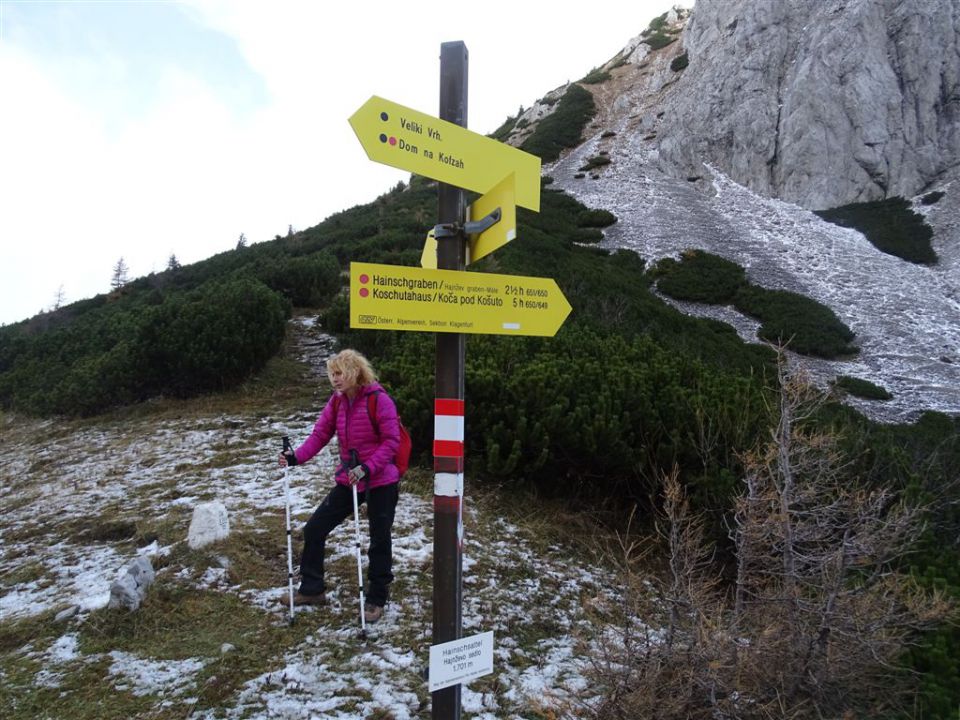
[108,650,205,697]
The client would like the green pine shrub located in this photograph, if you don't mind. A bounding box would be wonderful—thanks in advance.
[670,52,689,71]
[520,84,597,162]
[734,285,858,358]
[655,250,746,303]
[653,250,857,359]
[48,341,141,416]
[255,253,340,307]
[0,300,146,415]
[904,413,960,718]
[580,67,611,85]
[828,409,960,718]
[834,375,892,400]
[361,323,772,514]
[0,278,288,415]
[579,155,612,171]
[489,114,518,142]
[645,32,677,50]
[576,209,617,228]
[135,278,288,398]
[643,12,668,34]
[815,197,937,264]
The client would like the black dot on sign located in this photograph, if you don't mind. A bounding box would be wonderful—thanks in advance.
[379,134,387,143]
[380,112,389,121]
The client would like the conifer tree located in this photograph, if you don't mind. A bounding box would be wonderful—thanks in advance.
[110,257,129,290]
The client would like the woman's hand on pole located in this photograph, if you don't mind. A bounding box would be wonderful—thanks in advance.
[348,464,370,485]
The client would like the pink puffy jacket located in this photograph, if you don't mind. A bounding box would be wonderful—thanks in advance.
[293,382,401,492]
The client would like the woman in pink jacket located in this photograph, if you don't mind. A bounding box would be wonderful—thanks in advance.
[278,349,400,624]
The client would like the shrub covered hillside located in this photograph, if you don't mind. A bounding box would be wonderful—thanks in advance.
[317,180,778,509]
[0,244,339,416]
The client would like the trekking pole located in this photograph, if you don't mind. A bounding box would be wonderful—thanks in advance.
[351,464,368,640]
[282,436,296,626]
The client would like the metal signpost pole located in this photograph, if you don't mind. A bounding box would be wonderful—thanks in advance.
[432,40,468,720]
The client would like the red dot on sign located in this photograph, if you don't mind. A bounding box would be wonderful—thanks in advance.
[389,136,397,146]
[360,288,369,298]
[359,274,369,283]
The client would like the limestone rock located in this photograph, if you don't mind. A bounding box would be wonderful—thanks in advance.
[187,501,230,549]
[656,0,960,209]
[54,605,79,622]
[108,556,155,611]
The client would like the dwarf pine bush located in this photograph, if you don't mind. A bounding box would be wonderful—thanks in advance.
[520,84,597,162]
[816,197,937,264]
[835,375,893,400]
[655,250,745,303]
[655,250,857,359]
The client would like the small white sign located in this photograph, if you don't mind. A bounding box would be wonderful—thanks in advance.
[428,631,494,692]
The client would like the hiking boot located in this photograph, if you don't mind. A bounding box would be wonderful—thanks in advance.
[363,603,384,624]
[277,591,326,607]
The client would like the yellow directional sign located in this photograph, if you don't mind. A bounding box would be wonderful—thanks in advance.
[420,228,438,269]
[468,173,516,264]
[420,174,517,269]
[350,262,571,337]
[349,96,541,211]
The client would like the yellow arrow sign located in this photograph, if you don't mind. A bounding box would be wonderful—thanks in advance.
[468,173,516,264]
[421,175,517,269]
[420,228,437,269]
[349,96,541,211]
[350,262,571,337]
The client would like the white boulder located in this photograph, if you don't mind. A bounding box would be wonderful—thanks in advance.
[187,501,230,549]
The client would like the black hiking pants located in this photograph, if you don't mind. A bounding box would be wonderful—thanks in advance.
[298,481,399,607]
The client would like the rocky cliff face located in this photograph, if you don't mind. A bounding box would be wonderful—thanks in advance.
[657,0,960,210]
[510,1,960,422]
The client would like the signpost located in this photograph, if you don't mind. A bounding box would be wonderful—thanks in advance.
[350,262,571,337]
[348,41,565,720]
[433,42,468,720]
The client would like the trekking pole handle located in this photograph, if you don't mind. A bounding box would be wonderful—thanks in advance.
[282,436,291,452]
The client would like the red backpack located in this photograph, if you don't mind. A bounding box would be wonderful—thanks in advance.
[367,391,412,477]
[335,390,412,476]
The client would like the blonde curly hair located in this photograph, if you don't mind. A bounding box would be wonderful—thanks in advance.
[326,349,378,388]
